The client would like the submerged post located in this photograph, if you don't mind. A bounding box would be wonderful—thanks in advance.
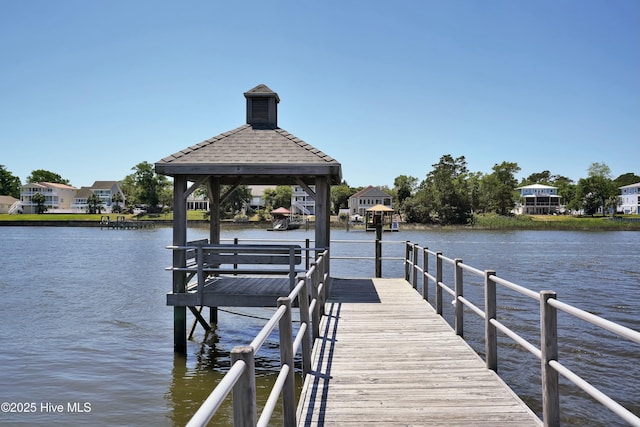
[173,175,188,354]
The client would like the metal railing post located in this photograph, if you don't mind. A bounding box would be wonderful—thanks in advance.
[310,271,320,340]
[435,252,443,315]
[278,297,297,426]
[412,242,419,289]
[404,241,411,281]
[454,258,463,337]
[196,245,205,306]
[297,274,312,374]
[422,247,429,301]
[540,290,560,427]
[305,238,310,270]
[484,270,497,372]
[231,346,256,426]
[375,238,382,278]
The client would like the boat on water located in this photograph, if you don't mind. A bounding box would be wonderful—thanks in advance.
[268,206,304,231]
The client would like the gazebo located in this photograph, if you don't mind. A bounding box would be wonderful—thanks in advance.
[155,84,342,352]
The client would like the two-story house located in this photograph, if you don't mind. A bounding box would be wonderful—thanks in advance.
[20,182,78,213]
[73,181,126,213]
[619,182,640,214]
[292,185,315,216]
[515,184,561,215]
[348,186,393,218]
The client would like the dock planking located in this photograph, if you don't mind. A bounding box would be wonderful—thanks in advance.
[297,278,542,426]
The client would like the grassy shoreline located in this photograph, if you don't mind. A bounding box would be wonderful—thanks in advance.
[1,213,639,231]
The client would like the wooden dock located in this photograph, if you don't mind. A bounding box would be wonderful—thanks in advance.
[297,278,542,426]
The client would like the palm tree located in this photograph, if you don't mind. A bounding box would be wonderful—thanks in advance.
[31,192,47,214]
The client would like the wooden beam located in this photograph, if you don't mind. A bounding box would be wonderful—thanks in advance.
[188,306,212,333]
[295,178,317,201]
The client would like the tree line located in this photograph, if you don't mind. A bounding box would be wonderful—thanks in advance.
[329,156,638,225]
[2,156,638,222]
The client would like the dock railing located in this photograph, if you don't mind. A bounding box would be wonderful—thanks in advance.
[186,248,329,427]
[404,241,640,427]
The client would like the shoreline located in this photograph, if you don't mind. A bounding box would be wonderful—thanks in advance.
[1,218,638,231]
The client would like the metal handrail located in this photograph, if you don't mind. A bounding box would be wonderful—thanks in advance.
[185,248,329,427]
[404,241,640,427]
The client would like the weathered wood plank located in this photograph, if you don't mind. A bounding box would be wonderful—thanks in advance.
[297,278,542,426]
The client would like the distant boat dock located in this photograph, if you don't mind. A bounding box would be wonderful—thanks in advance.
[100,215,155,230]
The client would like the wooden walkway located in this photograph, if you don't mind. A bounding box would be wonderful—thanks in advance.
[297,278,542,426]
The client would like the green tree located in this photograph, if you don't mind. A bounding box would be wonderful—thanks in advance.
[221,185,252,217]
[571,174,616,216]
[263,186,292,210]
[0,165,21,198]
[26,169,70,185]
[31,192,47,214]
[393,175,418,209]
[487,161,520,215]
[422,154,472,225]
[125,162,170,212]
[613,173,640,188]
[587,162,612,180]
[86,193,104,214]
[111,191,124,213]
[331,182,352,214]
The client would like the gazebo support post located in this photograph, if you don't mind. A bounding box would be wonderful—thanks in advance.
[173,175,188,354]
[207,176,221,324]
[315,177,331,285]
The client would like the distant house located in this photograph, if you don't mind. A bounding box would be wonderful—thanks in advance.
[619,182,640,214]
[515,184,561,215]
[292,185,315,216]
[248,185,270,211]
[348,186,393,218]
[73,181,126,213]
[0,195,20,214]
[20,182,78,214]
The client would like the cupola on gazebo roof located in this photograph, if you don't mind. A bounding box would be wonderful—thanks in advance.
[155,84,342,186]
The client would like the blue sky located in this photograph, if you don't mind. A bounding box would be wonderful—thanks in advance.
[1,0,638,189]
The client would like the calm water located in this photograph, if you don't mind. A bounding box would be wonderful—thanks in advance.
[0,226,638,426]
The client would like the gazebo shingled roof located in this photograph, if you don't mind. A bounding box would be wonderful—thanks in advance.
[155,124,342,185]
[155,84,341,186]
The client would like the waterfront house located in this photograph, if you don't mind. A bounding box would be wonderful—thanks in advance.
[619,182,640,214]
[348,186,393,218]
[20,182,78,214]
[292,185,315,216]
[73,181,126,213]
[515,184,561,215]
[0,195,20,214]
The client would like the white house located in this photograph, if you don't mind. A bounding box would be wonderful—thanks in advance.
[20,182,78,213]
[348,186,393,217]
[0,195,20,214]
[515,184,561,215]
[619,182,640,214]
[72,181,126,213]
[292,185,315,215]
